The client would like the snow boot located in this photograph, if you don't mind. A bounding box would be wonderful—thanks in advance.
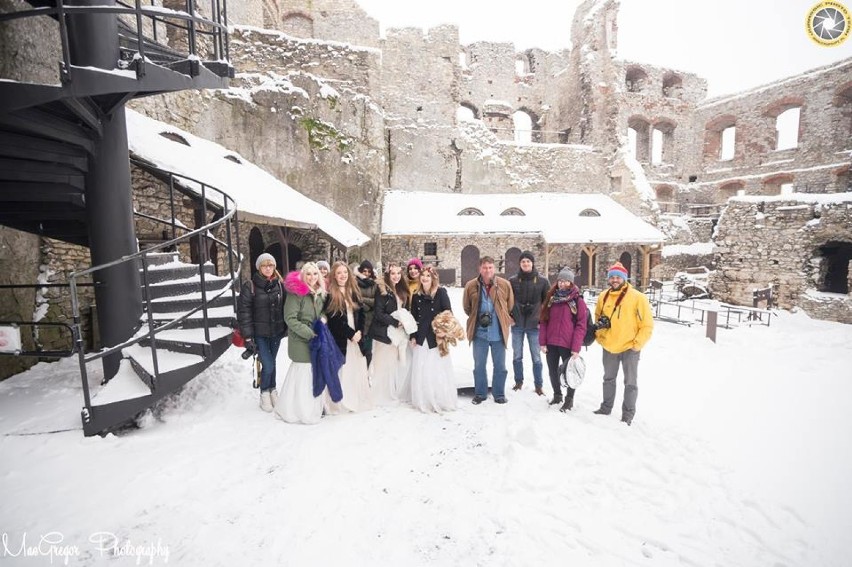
[269,389,279,408]
[534,386,544,396]
[549,395,563,406]
[593,407,611,416]
[260,391,273,412]
[512,382,523,391]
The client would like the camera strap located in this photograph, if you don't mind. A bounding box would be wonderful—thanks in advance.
[601,286,628,320]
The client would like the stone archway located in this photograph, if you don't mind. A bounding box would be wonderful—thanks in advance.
[461,245,480,285]
[580,250,595,287]
[504,247,522,277]
[266,243,303,273]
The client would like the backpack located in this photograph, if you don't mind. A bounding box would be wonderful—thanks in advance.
[572,306,596,348]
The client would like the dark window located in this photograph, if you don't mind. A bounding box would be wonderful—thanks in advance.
[424,242,438,256]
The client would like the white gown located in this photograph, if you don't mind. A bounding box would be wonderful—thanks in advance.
[275,362,323,424]
[409,343,457,413]
[324,306,373,414]
[371,341,400,405]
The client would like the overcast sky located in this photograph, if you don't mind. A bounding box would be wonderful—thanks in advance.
[355,0,852,97]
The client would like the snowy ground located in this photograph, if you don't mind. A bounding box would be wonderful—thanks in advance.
[1,287,850,566]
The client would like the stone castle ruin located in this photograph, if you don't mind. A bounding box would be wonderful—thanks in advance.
[1,0,850,380]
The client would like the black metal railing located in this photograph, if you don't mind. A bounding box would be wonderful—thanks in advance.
[68,162,240,418]
[0,0,229,80]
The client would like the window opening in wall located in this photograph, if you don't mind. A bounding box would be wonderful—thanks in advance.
[513,110,533,144]
[500,207,525,216]
[780,182,795,195]
[459,52,467,68]
[457,106,475,122]
[224,154,242,164]
[627,116,651,163]
[836,85,852,147]
[720,126,736,160]
[775,107,800,150]
[579,208,601,217]
[515,59,526,75]
[817,241,852,294]
[424,242,438,257]
[651,129,663,165]
[662,73,682,98]
[627,128,638,158]
[458,208,484,216]
[159,132,190,146]
[689,175,698,182]
[625,66,648,93]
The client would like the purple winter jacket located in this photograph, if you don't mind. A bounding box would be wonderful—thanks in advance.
[539,295,589,354]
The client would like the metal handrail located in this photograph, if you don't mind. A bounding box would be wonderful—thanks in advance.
[0,0,230,77]
[69,162,241,415]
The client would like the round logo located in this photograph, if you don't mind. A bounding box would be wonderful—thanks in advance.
[806,1,850,46]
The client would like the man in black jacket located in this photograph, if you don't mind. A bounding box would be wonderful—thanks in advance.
[508,251,549,395]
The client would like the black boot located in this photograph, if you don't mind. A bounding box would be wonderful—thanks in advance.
[549,394,563,406]
[560,390,575,412]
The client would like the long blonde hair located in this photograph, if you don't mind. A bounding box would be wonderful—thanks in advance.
[300,262,326,296]
[326,260,362,314]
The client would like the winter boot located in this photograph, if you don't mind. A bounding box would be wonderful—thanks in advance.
[260,391,273,412]
[549,394,563,406]
[560,397,574,412]
[593,406,611,416]
[512,382,523,391]
[269,389,279,408]
[534,386,544,396]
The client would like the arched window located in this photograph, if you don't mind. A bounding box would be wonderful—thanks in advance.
[457,106,476,122]
[579,209,601,217]
[281,11,314,38]
[704,115,737,162]
[458,208,484,216]
[651,119,676,165]
[762,174,795,196]
[662,73,682,98]
[625,66,648,93]
[224,155,242,164]
[513,110,533,144]
[766,97,804,151]
[718,181,745,203]
[500,208,525,216]
[159,132,190,146]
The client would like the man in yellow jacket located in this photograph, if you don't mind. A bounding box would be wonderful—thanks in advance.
[593,261,654,426]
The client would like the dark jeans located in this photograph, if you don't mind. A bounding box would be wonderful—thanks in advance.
[256,334,283,392]
[545,345,575,401]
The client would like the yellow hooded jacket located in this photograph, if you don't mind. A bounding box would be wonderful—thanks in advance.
[594,282,654,354]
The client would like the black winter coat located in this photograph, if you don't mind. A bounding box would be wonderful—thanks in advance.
[509,269,549,329]
[324,294,366,356]
[410,287,451,348]
[356,275,377,332]
[368,289,400,345]
[238,271,287,339]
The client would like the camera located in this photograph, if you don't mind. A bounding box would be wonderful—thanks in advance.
[241,348,255,360]
[478,312,493,328]
[594,315,611,330]
[521,303,534,316]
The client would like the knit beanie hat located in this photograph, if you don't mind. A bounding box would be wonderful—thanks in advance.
[557,267,575,283]
[519,250,535,264]
[607,261,629,280]
[358,260,374,273]
[407,258,423,270]
[316,260,330,271]
[255,253,276,270]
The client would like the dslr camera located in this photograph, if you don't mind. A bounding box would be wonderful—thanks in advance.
[241,340,256,359]
[521,303,534,316]
[594,315,611,330]
[478,312,493,328]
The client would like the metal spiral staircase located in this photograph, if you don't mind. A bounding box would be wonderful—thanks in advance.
[0,1,241,436]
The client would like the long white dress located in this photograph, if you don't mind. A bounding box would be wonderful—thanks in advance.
[275,362,323,424]
[324,306,373,414]
[409,344,457,413]
[371,292,409,405]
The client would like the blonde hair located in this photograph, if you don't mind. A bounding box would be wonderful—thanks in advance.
[300,262,326,296]
[326,260,362,314]
[417,266,440,297]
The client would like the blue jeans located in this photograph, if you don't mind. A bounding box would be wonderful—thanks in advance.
[255,335,283,392]
[511,327,543,387]
[472,336,508,399]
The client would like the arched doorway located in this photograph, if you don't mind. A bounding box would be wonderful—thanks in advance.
[580,250,595,287]
[248,228,265,274]
[504,247,522,277]
[619,251,633,282]
[266,243,303,273]
[461,245,480,285]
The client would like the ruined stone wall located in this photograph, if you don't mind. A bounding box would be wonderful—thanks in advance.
[684,59,852,200]
[260,0,380,48]
[0,227,41,379]
[710,195,852,323]
[0,0,61,85]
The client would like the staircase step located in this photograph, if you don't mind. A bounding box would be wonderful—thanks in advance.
[138,326,233,356]
[147,291,234,314]
[140,263,215,284]
[123,343,204,377]
[91,358,151,406]
[144,252,179,266]
[142,273,233,300]
[149,305,236,328]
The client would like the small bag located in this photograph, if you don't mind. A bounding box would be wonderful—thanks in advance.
[252,355,261,389]
[559,356,586,389]
[231,327,246,348]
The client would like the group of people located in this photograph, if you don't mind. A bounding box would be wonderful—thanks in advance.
[238,254,459,424]
[238,249,654,427]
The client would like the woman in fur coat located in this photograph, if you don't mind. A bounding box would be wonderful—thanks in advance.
[368,262,411,404]
[275,262,326,424]
[408,266,457,413]
[324,261,373,414]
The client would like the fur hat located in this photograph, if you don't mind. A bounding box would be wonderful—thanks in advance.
[557,267,575,283]
[255,253,276,270]
[407,258,423,270]
[316,260,330,271]
[607,261,629,280]
[519,250,535,264]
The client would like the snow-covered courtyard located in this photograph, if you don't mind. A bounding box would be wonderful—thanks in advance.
[1,287,850,566]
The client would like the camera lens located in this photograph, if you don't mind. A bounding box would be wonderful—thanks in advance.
[241,349,253,359]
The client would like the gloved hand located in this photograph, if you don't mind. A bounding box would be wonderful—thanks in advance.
[242,338,256,359]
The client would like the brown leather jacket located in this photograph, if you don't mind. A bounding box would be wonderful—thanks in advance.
[462,276,514,346]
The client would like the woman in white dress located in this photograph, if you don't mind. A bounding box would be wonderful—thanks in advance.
[368,262,411,404]
[324,261,373,414]
[275,262,326,424]
[408,266,458,413]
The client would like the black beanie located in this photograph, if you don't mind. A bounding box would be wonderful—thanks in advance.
[358,260,374,273]
[519,250,535,264]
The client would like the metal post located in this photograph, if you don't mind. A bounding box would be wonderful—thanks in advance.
[67,0,143,381]
[706,311,717,343]
[199,185,210,345]
[141,254,160,385]
[186,0,197,57]
[224,201,237,313]
[168,173,177,242]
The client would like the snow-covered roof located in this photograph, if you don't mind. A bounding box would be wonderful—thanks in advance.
[382,191,665,244]
[125,109,370,250]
